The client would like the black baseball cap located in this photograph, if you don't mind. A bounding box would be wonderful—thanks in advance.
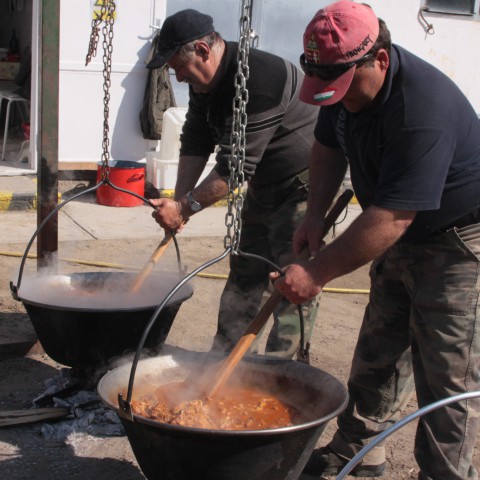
[147,9,215,69]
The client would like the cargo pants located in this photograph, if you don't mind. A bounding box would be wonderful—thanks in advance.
[212,170,319,360]
[329,223,480,479]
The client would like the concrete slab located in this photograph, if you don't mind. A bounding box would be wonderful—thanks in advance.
[0,193,361,247]
[61,195,230,240]
[0,175,361,238]
[0,175,36,193]
[0,175,36,210]
[0,195,232,246]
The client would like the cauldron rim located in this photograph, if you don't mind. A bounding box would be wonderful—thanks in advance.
[98,350,349,436]
[18,296,189,312]
[15,271,194,311]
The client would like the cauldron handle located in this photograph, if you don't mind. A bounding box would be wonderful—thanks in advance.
[11,178,172,298]
[11,182,103,298]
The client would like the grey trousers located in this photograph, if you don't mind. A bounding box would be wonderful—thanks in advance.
[330,224,480,479]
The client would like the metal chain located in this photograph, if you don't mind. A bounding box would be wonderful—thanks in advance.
[85,11,101,66]
[224,0,252,253]
[85,0,116,180]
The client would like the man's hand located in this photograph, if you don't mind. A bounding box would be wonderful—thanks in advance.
[293,217,326,258]
[150,198,187,232]
[270,261,323,305]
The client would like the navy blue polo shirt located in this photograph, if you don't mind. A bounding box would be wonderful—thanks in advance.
[315,45,480,242]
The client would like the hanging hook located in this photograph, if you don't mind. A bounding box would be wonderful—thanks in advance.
[418,7,435,36]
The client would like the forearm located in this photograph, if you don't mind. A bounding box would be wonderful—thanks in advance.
[293,141,349,255]
[178,169,229,215]
[306,140,348,220]
[272,205,416,304]
[308,206,416,286]
[174,155,210,200]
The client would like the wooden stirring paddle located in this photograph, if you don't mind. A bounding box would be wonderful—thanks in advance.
[206,189,354,398]
[129,233,175,293]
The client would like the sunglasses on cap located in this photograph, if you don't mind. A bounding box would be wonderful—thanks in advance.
[299,51,375,80]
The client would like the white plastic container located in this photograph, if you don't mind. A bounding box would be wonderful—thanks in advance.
[146,152,216,190]
[146,107,217,190]
[159,107,188,160]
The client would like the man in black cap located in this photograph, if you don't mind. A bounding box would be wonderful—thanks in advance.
[149,9,322,360]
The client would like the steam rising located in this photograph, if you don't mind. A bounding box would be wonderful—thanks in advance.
[16,271,190,310]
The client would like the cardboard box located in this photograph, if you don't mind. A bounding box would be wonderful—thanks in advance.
[0,62,20,80]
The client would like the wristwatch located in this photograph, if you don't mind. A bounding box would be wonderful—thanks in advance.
[186,190,203,212]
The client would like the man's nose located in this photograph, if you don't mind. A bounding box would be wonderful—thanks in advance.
[175,70,185,82]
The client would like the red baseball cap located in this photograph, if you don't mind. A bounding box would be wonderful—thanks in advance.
[299,1,379,106]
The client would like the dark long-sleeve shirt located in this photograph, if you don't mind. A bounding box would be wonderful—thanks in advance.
[179,41,319,187]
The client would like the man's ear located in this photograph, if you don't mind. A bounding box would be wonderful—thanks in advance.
[194,41,210,60]
[376,49,389,71]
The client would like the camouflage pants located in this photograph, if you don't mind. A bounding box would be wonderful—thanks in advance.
[212,171,319,360]
[330,224,480,480]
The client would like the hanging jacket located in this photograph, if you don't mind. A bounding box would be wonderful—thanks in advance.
[139,34,176,140]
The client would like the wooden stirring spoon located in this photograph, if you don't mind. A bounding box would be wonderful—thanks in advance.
[129,232,175,293]
[206,189,354,398]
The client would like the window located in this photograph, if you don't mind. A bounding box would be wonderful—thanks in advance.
[422,0,480,16]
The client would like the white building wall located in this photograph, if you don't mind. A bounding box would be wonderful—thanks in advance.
[58,0,166,166]
[56,0,480,169]
[360,0,480,112]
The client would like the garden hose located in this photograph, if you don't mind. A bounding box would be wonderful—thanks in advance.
[0,250,369,294]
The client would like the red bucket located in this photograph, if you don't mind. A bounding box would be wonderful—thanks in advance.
[96,161,146,207]
[22,122,30,140]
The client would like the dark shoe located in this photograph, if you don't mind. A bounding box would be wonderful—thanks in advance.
[303,446,386,478]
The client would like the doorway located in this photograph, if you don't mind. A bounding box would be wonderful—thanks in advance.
[0,0,36,176]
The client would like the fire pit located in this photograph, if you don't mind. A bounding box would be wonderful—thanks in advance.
[98,349,348,480]
[13,271,193,379]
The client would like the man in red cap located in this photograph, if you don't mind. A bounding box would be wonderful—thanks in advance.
[148,10,321,361]
[271,1,480,478]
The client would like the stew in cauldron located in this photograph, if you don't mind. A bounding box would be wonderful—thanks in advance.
[131,381,307,430]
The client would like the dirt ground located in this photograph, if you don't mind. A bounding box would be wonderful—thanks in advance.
[0,231,479,479]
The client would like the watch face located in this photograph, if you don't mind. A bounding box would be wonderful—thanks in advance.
[191,201,202,212]
[188,192,202,212]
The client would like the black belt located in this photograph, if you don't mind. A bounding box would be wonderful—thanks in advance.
[250,169,309,194]
[443,207,480,230]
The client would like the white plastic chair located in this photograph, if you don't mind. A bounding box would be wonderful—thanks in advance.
[0,90,29,161]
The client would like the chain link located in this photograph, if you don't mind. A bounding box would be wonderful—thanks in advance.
[85,0,116,180]
[224,0,252,253]
[85,13,101,67]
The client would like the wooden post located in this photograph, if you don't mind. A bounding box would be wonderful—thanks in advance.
[37,0,60,269]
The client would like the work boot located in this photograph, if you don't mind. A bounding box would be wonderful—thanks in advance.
[303,446,386,477]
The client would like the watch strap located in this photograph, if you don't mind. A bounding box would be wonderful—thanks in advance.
[186,190,202,212]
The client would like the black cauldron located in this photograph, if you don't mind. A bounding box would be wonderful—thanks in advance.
[98,349,348,480]
[14,271,193,376]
